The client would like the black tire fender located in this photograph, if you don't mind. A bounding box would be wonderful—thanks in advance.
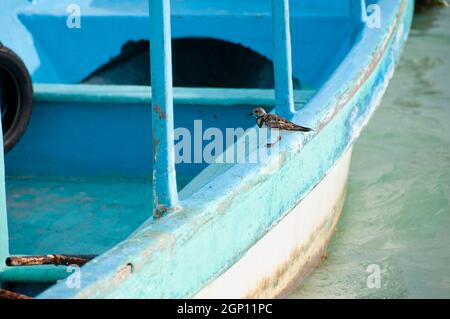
[0,44,33,152]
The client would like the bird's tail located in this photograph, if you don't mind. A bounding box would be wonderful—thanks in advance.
[292,125,313,132]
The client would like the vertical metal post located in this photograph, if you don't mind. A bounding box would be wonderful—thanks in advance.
[271,0,295,118]
[0,107,9,271]
[149,0,178,216]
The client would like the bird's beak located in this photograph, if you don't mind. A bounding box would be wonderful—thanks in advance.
[246,112,253,116]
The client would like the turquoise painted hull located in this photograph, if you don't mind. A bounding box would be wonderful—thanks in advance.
[0,0,413,298]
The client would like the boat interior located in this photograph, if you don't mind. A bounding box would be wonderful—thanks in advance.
[0,0,368,296]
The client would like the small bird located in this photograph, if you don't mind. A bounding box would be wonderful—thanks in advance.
[247,107,312,147]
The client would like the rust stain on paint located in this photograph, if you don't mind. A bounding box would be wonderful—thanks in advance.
[245,188,347,299]
[315,0,406,133]
[154,105,166,119]
[112,263,133,284]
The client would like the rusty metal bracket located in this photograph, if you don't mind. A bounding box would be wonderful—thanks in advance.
[5,254,96,267]
[0,288,32,299]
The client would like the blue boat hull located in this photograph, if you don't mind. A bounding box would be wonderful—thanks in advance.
[0,0,414,298]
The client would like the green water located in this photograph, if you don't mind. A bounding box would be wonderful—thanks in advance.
[290,8,450,299]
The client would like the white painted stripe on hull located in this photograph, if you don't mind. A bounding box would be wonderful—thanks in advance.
[194,147,353,299]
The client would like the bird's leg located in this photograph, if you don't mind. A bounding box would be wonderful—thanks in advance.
[266,135,281,148]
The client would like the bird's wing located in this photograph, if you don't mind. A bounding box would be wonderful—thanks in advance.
[264,114,298,130]
[264,114,312,132]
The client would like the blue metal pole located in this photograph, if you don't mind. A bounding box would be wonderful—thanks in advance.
[149,0,178,217]
[0,97,9,271]
[271,0,295,118]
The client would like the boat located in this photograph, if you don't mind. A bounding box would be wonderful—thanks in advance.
[0,0,413,299]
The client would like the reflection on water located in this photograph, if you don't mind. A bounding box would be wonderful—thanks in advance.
[290,8,450,298]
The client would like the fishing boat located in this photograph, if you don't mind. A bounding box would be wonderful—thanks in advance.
[0,0,413,299]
